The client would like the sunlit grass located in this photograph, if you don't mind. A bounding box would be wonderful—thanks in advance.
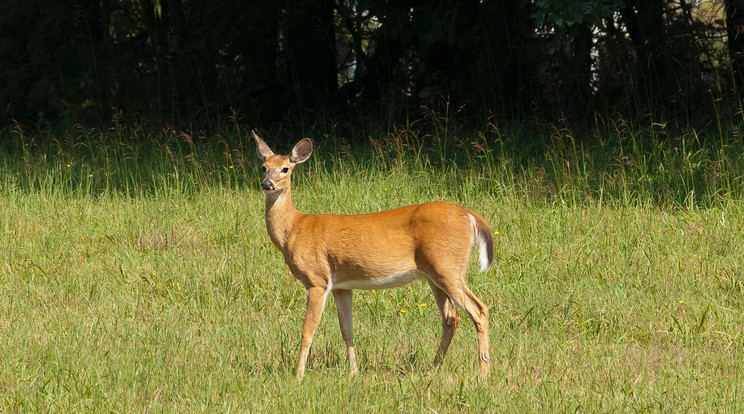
[1,119,743,411]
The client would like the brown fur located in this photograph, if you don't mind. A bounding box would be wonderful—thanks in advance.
[254,132,495,379]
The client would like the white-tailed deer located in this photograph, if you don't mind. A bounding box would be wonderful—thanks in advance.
[253,132,494,380]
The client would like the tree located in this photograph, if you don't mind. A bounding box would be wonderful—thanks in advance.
[284,0,338,108]
[621,0,672,107]
[725,0,744,96]
[0,0,738,129]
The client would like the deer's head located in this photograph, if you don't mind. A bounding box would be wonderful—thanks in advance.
[253,132,312,194]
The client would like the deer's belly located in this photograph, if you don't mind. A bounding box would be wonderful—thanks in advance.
[333,270,426,290]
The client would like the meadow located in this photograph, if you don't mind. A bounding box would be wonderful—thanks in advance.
[1,119,743,412]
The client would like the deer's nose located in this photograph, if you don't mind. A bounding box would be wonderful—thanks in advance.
[261,179,275,191]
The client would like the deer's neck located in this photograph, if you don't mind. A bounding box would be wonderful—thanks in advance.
[264,186,301,250]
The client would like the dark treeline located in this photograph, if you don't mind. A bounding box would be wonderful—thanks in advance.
[2,0,743,134]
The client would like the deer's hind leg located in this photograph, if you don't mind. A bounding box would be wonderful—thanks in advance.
[425,268,490,377]
[428,280,461,369]
[448,285,490,377]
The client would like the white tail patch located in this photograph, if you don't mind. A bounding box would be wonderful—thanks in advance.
[470,214,491,272]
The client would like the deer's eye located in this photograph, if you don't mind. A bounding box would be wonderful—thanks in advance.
[281,167,289,173]
[261,166,267,173]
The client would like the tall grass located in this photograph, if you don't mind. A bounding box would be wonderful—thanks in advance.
[1,117,743,411]
[2,116,743,208]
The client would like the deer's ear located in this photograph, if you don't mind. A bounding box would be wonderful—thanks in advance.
[290,138,313,164]
[253,131,274,161]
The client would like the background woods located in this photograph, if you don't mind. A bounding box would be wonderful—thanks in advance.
[1,0,743,130]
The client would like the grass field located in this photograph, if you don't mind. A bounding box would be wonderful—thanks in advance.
[1,120,743,411]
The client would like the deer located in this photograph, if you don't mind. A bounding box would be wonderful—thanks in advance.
[253,132,495,380]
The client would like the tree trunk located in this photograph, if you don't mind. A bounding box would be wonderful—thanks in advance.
[563,23,594,118]
[284,0,337,108]
[725,0,744,96]
[621,0,669,106]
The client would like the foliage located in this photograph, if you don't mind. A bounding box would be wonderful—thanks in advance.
[0,0,740,130]
[531,0,621,30]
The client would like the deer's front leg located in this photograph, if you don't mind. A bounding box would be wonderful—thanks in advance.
[296,285,329,380]
[332,289,358,377]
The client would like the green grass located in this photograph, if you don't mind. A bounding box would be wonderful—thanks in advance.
[1,120,743,411]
